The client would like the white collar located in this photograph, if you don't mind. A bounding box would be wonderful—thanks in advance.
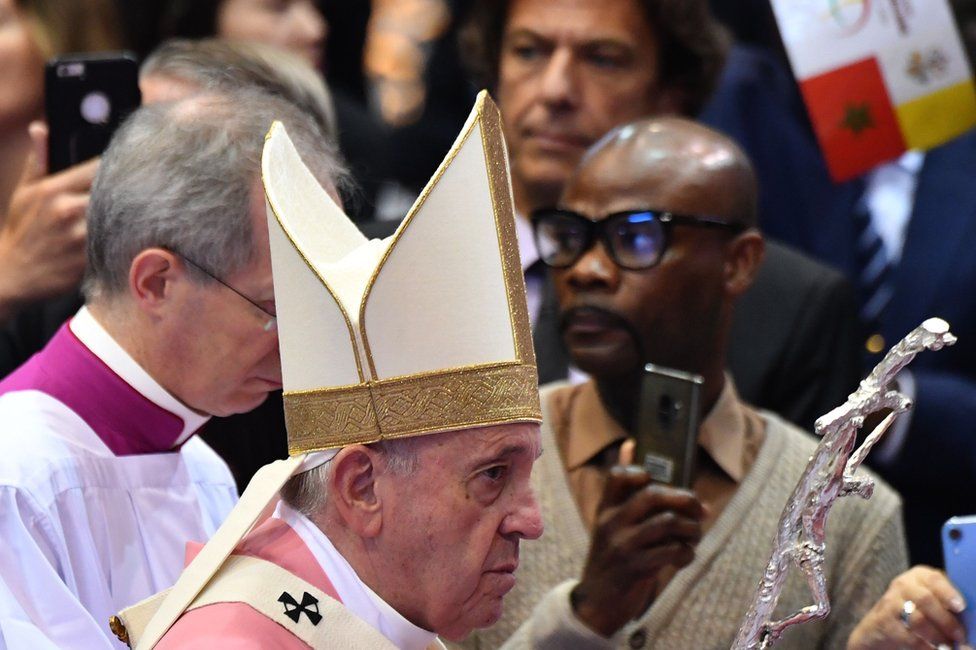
[276,502,439,650]
[69,306,209,446]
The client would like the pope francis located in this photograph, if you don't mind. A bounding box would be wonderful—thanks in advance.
[111,92,544,649]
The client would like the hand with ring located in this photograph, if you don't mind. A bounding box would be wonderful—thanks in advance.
[847,566,970,649]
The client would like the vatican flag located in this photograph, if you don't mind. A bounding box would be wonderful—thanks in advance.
[771,0,976,180]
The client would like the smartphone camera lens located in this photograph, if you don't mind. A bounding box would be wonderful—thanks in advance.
[57,62,85,78]
[81,91,111,125]
[658,395,681,429]
[950,527,963,542]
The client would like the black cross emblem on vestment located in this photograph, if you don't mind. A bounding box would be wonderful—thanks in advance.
[278,591,323,625]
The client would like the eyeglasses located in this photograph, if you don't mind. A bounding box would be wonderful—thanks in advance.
[173,252,277,332]
[530,208,746,270]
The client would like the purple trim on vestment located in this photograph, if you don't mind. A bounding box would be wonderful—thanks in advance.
[0,323,186,455]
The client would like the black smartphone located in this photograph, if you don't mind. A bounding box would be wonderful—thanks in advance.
[634,363,703,488]
[45,52,141,173]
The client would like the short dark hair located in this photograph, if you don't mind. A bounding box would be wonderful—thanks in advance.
[459,0,730,117]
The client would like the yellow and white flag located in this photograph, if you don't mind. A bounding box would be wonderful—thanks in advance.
[771,0,976,180]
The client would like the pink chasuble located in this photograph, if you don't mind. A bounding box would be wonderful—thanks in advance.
[156,518,344,649]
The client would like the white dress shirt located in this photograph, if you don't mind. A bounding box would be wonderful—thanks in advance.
[860,151,925,463]
[862,150,924,263]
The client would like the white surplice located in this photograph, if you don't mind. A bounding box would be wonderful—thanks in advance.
[0,310,237,649]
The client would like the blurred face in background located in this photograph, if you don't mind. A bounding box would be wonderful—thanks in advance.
[496,0,676,213]
[0,0,44,131]
[217,0,327,69]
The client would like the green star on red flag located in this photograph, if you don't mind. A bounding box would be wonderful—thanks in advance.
[841,102,874,134]
[799,57,905,180]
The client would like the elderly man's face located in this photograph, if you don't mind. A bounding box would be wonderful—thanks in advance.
[497,0,673,209]
[377,422,543,640]
[554,141,737,379]
[167,179,282,416]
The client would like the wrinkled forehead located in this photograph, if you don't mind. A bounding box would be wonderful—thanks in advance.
[434,422,543,462]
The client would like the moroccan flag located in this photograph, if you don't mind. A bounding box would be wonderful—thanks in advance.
[800,57,905,180]
[771,0,976,181]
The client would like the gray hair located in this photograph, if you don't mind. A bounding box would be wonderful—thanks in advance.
[141,38,338,141]
[281,437,424,518]
[82,87,348,300]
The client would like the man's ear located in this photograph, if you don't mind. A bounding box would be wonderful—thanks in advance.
[328,445,383,538]
[723,231,765,297]
[128,248,182,316]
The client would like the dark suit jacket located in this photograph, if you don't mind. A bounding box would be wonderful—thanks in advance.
[694,43,976,564]
[763,129,976,565]
[535,45,861,434]
[698,45,831,251]
[534,240,861,434]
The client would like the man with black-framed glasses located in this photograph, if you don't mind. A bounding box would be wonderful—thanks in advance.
[532,208,746,271]
[460,0,863,438]
[464,117,906,650]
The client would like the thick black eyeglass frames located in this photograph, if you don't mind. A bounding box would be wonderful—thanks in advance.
[530,208,746,270]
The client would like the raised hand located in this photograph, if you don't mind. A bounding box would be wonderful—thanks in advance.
[848,566,969,650]
[0,122,97,321]
[571,442,704,638]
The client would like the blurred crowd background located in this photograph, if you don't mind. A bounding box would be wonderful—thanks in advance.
[0,0,842,226]
[4,0,976,569]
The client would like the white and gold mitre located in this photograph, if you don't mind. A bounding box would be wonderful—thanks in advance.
[265,89,540,454]
[110,92,540,650]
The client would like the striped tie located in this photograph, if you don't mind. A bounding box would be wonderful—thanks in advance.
[852,196,894,351]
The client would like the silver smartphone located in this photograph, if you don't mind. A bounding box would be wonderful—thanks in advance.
[634,364,703,488]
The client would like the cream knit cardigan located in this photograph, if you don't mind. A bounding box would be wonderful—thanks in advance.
[462,383,908,650]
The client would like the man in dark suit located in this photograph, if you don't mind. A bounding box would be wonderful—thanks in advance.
[758,127,976,566]
[461,0,861,431]
[713,0,976,563]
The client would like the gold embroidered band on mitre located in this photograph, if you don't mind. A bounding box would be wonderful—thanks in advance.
[283,361,542,454]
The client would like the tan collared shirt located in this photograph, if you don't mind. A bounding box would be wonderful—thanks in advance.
[548,376,766,533]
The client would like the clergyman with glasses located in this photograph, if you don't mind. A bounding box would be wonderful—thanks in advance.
[0,87,346,649]
[463,117,908,650]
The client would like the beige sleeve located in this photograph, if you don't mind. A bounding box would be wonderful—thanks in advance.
[822,493,909,650]
[496,580,616,650]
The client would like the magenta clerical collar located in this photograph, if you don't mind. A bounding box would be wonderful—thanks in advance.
[0,308,209,455]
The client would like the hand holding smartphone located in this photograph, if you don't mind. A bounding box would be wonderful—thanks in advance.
[634,364,703,488]
[45,53,140,173]
[0,53,139,315]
